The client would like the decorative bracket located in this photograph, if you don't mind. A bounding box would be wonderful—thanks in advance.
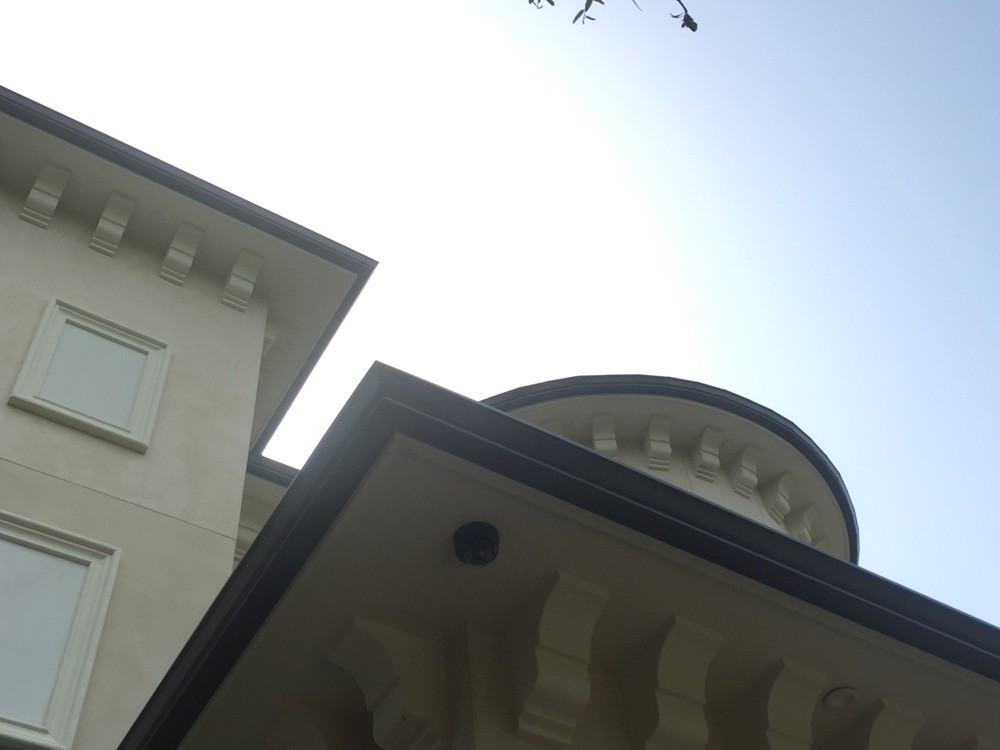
[20,163,69,228]
[833,698,922,749]
[690,428,722,482]
[222,250,264,311]
[90,193,136,256]
[761,473,794,524]
[591,414,618,458]
[645,416,672,471]
[160,223,203,285]
[620,617,722,750]
[506,572,609,748]
[730,445,761,499]
[785,505,817,544]
[327,618,448,750]
[728,658,826,750]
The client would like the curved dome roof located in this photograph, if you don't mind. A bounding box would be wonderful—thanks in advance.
[485,375,858,563]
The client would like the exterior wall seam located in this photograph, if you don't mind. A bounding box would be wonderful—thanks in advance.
[0,455,239,542]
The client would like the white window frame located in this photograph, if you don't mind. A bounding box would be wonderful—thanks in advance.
[9,299,170,453]
[0,511,120,750]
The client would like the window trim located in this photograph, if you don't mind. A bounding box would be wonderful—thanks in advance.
[9,299,170,453]
[0,510,120,750]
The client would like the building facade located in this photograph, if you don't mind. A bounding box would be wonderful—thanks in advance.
[1,89,998,750]
[0,88,372,749]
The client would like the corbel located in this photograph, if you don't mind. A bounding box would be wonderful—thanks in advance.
[160,223,203,285]
[730,445,761,499]
[20,163,69,228]
[90,193,136,256]
[690,428,723,482]
[620,617,722,750]
[727,658,827,750]
[505,571,609,748]
[591,413,618,458]
[785,505,817,544]
[760,473,795,524]
[645,416,672,471]
[832,699,922,750]
[327,618,449,750]
[262,319,282,359]
[222,249,264,311]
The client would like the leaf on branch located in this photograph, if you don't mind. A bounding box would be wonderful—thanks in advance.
[671,0,697,31]
[573,8,584,22]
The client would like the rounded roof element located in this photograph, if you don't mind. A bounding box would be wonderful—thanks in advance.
[484,375,859,563]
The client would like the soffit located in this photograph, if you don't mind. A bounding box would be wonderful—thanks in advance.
[180,433,1000,750]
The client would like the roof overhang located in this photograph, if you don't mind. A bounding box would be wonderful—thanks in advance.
[119,364,1000,749]
[486,375,859,562]
[0,86,376,459]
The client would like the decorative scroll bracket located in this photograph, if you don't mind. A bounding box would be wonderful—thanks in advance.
[620,617,722,750]
[506,572,609,748]
[327,618,449,750]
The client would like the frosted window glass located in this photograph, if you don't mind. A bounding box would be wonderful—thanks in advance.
[38,322,147,428]
[0,539,87,726]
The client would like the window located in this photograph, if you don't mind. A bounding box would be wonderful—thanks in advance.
[0,511,119,749]
[9,300,170,453]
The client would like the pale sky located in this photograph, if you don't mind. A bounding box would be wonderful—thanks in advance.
[3,1,999,626]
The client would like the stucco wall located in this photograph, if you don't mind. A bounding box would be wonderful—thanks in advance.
[0,184,266,538]
[0,181,267,748]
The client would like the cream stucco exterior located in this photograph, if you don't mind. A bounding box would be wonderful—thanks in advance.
[2,88,998,750]
[0,88,373,750]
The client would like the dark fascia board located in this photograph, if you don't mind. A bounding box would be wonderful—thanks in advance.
[119,363,1000,750]
[0,86,377,456]
[245,454,296,488]
[486,374,860,563]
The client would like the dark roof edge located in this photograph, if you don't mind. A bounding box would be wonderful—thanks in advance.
[484,374,860,564]
[0,86,377,277]
[245,454,297,487]
[248,259,368,454]
[119,364,1000,750]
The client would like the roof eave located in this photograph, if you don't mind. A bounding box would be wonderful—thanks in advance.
[119,363,1000,750]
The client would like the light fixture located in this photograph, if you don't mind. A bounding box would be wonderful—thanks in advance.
[453,522,500,567]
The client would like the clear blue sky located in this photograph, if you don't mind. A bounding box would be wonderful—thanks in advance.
[4,1,999,625]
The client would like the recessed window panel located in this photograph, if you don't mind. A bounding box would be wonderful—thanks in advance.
[0,512,119,749]
[0,539,88,726]
[38,323,147,428]
[9,300,170,452]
